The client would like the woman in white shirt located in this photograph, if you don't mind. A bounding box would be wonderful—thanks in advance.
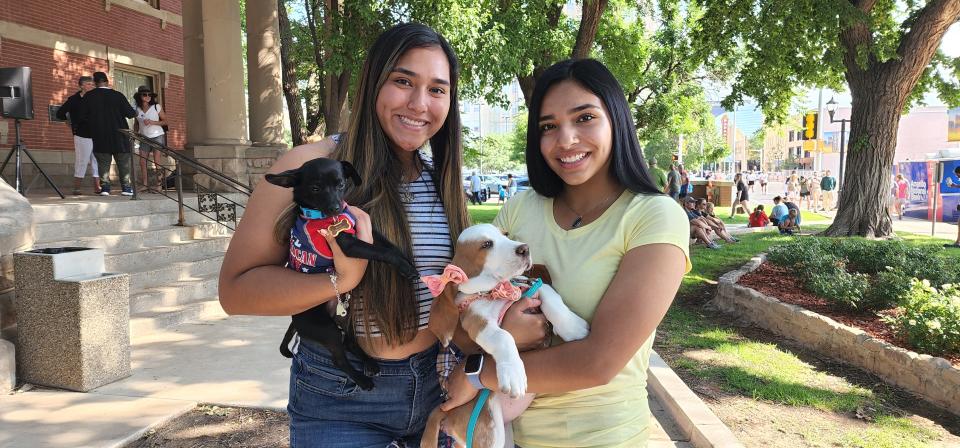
[133,85,167,191]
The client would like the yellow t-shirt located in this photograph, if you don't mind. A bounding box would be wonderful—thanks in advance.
[493,189,691,448]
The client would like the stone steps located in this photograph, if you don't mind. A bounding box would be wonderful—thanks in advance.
[29,196,236,339]
[31,221,224,254]
[129,272,219,315]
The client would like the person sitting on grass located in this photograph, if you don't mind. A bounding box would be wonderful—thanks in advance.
[770,196,789,226]
[784,199,802,226]
[779,208,800,235]
[748,204,769,228]
[695,198,738,242]
[683,197,721,249]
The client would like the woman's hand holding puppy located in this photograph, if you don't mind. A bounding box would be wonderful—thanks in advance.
[501,296,550,351]
[319,205,374,292]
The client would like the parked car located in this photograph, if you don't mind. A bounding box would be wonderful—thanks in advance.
[514,176,530,193]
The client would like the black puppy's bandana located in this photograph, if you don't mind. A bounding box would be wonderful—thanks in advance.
[287,205,357,273]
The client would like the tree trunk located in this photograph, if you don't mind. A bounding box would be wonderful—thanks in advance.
[516,2,563,106]
[823,0,960,237]
[822,85,904,237]
[572,0,607,59]
[278,0,305,146]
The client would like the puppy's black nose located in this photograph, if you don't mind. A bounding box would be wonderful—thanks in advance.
[515,244,529,257]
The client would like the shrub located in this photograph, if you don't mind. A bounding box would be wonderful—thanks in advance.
[883,280,960,356]
[862,268,912,311]
[804,258,870,311]
[767,238,829,268]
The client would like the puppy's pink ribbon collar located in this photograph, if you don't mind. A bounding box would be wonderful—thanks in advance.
[458,281,522,324]
[421,264,468,296]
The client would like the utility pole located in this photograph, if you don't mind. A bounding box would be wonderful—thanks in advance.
[678,133,684,165]
[730,107,737,174]
[814,88,823,171]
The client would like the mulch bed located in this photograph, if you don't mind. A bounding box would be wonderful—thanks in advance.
[737,262,960,366]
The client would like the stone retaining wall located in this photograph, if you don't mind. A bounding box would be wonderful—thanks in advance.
[711,255,960,416]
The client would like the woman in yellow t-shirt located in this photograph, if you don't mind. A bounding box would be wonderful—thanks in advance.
[441,59,691,447]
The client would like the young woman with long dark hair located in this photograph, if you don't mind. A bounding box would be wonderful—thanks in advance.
[218,23,546,447]
[442,58,691,447]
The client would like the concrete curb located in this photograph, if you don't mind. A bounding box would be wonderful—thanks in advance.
[107,400,197,448]
[647,351,744,448]
[712,255,960,417]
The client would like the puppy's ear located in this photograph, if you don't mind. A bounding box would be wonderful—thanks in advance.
[264,168,301,189]
[340,161,363,186]
[427,282,459,348]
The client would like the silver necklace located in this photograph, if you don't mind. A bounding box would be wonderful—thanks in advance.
[557,193,618,228]
[399,155,423,202]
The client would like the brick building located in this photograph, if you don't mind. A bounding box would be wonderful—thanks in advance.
[0,0,286,190]
[0,0,186,187]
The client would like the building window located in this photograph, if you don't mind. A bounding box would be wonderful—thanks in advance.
[143,0,160,8]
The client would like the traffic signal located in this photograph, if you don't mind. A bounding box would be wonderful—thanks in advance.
[802,112,818,140]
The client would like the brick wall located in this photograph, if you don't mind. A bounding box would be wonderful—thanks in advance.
[0,0,183,63]
[0,0,184,189]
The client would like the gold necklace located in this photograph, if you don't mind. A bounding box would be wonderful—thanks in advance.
[557,192,619,229]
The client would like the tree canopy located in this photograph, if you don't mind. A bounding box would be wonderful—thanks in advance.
[278,0,727,161]
[691,0,960,237]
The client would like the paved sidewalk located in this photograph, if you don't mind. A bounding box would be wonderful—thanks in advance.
[1,315,290,448]
[0,315,697,448]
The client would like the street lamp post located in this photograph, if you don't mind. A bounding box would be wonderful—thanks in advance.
[826,97,850,198]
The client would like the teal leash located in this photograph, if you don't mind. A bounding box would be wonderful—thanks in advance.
[465,388,492,448]
[465,278,539,447]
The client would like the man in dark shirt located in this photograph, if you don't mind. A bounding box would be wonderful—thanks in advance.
[56,76,99,195]
[78,72,136,196]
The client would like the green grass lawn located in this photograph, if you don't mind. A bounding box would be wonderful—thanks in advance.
[468,203,501,224]
[659,227,959,447]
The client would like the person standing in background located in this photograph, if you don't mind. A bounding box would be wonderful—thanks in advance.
[666,163,681,200]
[469,171,482,205]
[648,158,667,192]
[78,71,137,196]
[56,75,100,195]
[820,170,837,210]
[133,85,168,192]
[894,173,909,220]
[729,172,750,219]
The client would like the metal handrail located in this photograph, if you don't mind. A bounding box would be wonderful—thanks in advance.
[119,129,253,230]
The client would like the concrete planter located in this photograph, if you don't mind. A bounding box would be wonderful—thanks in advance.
[13,247,130,392]
[711,255,960,416]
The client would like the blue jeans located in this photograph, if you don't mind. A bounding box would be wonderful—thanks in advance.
[288,339,442,448]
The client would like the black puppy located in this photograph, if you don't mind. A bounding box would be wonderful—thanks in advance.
[266,157,418,390]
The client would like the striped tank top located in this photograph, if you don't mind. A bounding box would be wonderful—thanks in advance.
[354,156,453,335]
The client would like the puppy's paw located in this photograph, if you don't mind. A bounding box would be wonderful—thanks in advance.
[552,313,590,342]
[496,362,527,398]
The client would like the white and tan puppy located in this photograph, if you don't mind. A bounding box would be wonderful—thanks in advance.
[421,223,589,448]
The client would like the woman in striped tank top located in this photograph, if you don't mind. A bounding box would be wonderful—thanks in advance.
[219,23,548,447]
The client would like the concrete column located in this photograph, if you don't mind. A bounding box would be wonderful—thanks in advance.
[245,0,285,146]
[200,0,249,145]
[181,0,207,146]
